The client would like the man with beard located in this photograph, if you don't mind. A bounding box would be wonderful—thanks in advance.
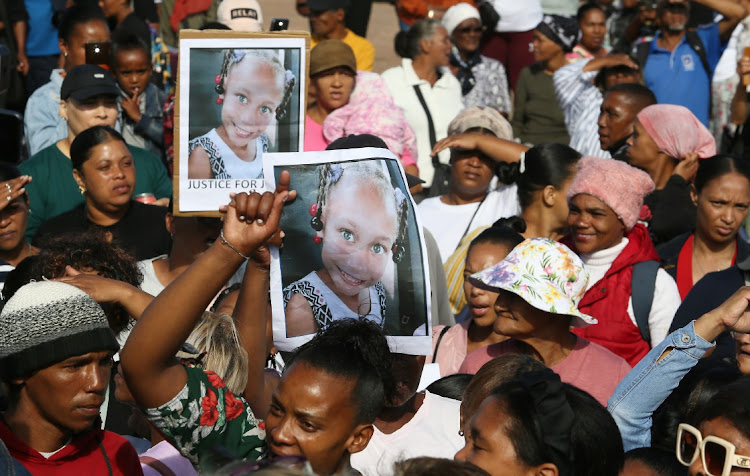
[635,0,745,126]
[598,82,657,161]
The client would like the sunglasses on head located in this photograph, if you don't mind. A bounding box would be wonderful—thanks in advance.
[677,423,750,476]
[456,26,484,35]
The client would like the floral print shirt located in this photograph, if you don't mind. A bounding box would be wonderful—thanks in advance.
[144,367,266,472]
[462,55,512,115]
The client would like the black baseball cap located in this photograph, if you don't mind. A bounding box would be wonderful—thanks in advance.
[61,64,119,101]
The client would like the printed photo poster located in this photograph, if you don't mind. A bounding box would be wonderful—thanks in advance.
[174,30,308,215]
[265,148,433,355]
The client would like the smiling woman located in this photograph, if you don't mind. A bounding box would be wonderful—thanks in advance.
[33,126,171,261]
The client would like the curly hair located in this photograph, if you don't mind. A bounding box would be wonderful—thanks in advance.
[3,230,142,333]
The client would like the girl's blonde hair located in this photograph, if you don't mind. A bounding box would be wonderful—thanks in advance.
[186,311,249,395]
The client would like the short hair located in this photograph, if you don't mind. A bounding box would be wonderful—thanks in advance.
[395,19,443,59]
[286,319,394,423]
[111,34,152,67]
[57,6,108,43]
[426,374,473,401]
[623,448,683,476]
[460,354,545,424]
[186,312,249,396]
[604,83,657,112]
[3,230,143,334]
[70,126,127,172]
[393,457,490,476]
[491,379,624,476]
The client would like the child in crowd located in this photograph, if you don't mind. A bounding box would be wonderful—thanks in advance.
[188,49,296,180]
[112,35,168,159]
[283,161,409,337]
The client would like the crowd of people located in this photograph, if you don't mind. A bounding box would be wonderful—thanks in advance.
[5,0,750,475]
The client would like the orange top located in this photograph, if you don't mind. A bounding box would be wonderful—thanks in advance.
[396,0,477,27]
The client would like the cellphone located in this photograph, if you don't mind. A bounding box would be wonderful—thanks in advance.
[270,18,290,32]
[85,41,111,67]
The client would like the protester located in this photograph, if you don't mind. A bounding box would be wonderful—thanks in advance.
[24,6,111,155]
[567,3,609,61]
[554,53,640,157]
[0,165,36,291]
[459,238,631,405]
[621,448,684,476]
[455,369,625,476]
[418,107,520,261]
[627,104,717,245]
[429,221,524,376]
[567,156,680,365]
[34,126,172,261]
[98,0,151,47]
[512,14,576,145]
[305,40,418,174]
[442,3,511,114]
[383,19,463,192]
[216,0,263,31]
[111,35,168,159]
[598,83,657,162]
[21,64,172,240]
[658,155,750,299]
[0,281,142,475]
[308,0,375,72]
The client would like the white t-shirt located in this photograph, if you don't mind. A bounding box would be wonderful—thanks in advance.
[138,255,168,297]
[417,185,520,262]
[381,59,464,187]
[488,0,543,33]
[350,391,464,476]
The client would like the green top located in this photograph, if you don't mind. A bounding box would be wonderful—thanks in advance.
[511,65,570,146]
[20,143,173,240]
[144,367,266,472]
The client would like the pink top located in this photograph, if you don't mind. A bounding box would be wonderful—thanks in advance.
[428,320,471,377]
[304,115,328,151]
[458,336,631,406]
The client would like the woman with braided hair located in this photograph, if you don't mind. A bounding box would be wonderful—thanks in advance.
[188,49,297,180]
[283,161,409,337]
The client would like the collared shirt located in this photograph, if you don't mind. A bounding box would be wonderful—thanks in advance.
[553,58,612,157]
[642,23,723,126]
[382,59,464,187]
[607,321,715,451]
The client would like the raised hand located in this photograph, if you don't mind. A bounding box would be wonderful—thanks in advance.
[0,176,32,210]
[121,92,142,123]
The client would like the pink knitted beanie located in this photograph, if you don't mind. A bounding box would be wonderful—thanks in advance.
[567,156,655,230]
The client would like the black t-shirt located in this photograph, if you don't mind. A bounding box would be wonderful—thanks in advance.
[33,201,171,260]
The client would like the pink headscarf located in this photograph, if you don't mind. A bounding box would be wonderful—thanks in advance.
[636,104,716,160]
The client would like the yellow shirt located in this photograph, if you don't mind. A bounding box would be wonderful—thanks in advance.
[311,29,375,72]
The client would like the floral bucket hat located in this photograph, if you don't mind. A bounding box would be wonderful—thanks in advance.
[469,238,597,328]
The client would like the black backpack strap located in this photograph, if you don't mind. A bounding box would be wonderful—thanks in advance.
[432,325,451,363]
[631,260,660,345]
[634,40,651,71]
[685,29,712,78]
[412,84,440,168]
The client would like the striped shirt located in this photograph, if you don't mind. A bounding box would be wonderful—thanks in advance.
[553,59,612,158]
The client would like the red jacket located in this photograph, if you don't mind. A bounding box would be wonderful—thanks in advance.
[0,420,143,476]
[571,224,659,366]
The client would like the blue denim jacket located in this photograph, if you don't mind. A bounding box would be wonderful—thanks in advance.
[607,321,715,451]
[24,69,67,156]
[119,82,167,158]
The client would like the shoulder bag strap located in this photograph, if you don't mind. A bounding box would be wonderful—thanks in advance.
[412,84,440,168]
[631,260,660,345]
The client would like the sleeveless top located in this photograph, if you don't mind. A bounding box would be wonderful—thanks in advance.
[282,271,387,331]
[188,128,268,179]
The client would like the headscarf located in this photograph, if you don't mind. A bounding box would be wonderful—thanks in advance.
[536,14,580,53]
[444,3,483,96]
[636,104,717,159]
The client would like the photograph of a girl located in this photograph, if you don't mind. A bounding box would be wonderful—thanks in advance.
[188,48,297,180]
[266,148,431,354]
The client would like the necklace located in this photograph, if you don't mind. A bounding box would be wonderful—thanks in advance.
[693,250,731,276]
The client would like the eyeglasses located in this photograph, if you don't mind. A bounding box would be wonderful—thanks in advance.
[456,26,484,35]
[676,423,750,476]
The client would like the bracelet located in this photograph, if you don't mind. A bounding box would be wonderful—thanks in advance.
[220,229,250,260]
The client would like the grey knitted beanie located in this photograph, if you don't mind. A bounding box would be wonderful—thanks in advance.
[0,281,118,379]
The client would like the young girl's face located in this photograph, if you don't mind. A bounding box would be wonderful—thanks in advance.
[320,176,398,298]
[220,57,284,149]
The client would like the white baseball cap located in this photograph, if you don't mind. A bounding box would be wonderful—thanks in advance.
[217,0,264,32]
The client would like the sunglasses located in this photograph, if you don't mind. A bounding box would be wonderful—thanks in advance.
[677,423,750,476]
[456,26,484,35]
